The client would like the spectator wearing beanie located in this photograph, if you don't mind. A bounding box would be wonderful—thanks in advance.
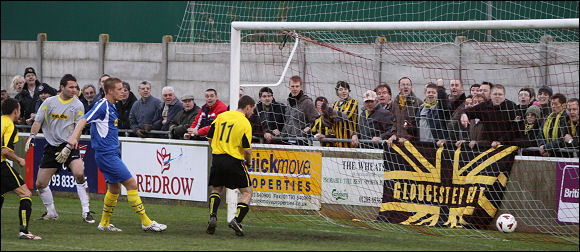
[515,104,542,156]
[15,67,57,124]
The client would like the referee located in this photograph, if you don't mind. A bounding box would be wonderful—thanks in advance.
[205,95,255,237]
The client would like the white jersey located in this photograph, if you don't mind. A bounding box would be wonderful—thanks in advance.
[35,95,85,146]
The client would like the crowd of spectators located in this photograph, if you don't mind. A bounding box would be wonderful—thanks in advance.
[6,66,578,158]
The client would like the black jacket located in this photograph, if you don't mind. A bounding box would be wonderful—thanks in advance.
[169,104,200,139]
[464,99,520,145]
[115,91,138,131]
[15,81,57,122]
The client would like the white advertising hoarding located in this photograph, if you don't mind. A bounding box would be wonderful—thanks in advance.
[121,142,208,201]
[321,157,384,207]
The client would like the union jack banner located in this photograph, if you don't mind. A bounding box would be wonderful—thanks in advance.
[378,141,518,229]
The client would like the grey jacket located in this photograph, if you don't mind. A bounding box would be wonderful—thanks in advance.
[281,91,318,142]
[129,96,163,132]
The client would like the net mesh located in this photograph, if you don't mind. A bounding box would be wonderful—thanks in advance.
[175,1,579,244]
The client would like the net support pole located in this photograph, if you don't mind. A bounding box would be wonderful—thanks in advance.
[227,26,242,223]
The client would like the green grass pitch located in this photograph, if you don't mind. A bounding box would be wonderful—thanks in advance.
[1,193,577,251]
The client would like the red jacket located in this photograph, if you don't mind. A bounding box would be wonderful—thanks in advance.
[189,99,228,136]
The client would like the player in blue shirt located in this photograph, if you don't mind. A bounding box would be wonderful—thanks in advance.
[67,77,167,232]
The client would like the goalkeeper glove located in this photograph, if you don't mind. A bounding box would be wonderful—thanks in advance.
[55,144,72,163]
[25,134,36,153]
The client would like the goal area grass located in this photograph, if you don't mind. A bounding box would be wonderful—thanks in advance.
[1,193,577,251]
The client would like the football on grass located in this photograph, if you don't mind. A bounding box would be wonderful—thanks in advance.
[496,213,518,233]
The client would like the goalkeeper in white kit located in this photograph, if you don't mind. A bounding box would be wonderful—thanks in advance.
[25,74,95,223]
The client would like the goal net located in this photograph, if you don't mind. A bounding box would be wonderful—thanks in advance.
[175,1,579,244]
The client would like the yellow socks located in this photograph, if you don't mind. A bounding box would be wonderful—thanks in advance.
[100,191,119,227]
[127,190,152,227]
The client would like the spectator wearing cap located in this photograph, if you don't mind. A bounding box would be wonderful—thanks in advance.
[415,82,451,147]
[331,81,359,148]
[169,94,200,139]
[537,85,553,120]
[514,104,542,156]
[115,81,138,136]
[351,90,394,149]
[28,83,55,125]
[252,87,287,144]
[15,67,57,125]
[129,80,163,138]
[538,93,570,157]
[386,77,423,148]
[154,86,183,133]
[563,98,579,153]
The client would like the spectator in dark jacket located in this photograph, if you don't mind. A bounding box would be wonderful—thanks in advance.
[453,94,488,149]
[15,67,57,125]
[115,81,138,136]
[463,84,520,148]
[351,90,394,149]
[154,86,183,132]
[253,87,287,144]
[538,93,570,157]
[169,94,200,139]
[514,105,542,156]
[28,83,55,126]
[129,80,163,138]
[447,78,466,114]
[386,77,422,148]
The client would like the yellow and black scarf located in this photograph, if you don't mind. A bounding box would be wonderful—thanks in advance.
[542,110,565,142]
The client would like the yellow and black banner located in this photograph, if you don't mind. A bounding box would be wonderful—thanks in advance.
[378,141,518,229]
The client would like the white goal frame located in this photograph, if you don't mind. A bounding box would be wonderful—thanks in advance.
[226,18,579,222]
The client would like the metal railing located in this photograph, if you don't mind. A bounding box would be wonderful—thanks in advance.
[15,124,577,157]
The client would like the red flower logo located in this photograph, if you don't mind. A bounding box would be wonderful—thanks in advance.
[156,147,171,173]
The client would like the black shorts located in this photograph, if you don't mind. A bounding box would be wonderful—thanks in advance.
[209,154,251,189]
[40,142,81,173]
[1,161,25,196]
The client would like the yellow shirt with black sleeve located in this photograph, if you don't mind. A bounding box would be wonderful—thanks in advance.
[332,97,358,148]
[207,110,252,160]
[1,116,19,162]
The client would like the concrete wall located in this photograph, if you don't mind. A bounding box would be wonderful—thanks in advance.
[2,35,578,107]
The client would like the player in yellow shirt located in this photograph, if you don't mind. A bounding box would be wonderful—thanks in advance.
[1,98,41,240]
[205,95,255,236]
